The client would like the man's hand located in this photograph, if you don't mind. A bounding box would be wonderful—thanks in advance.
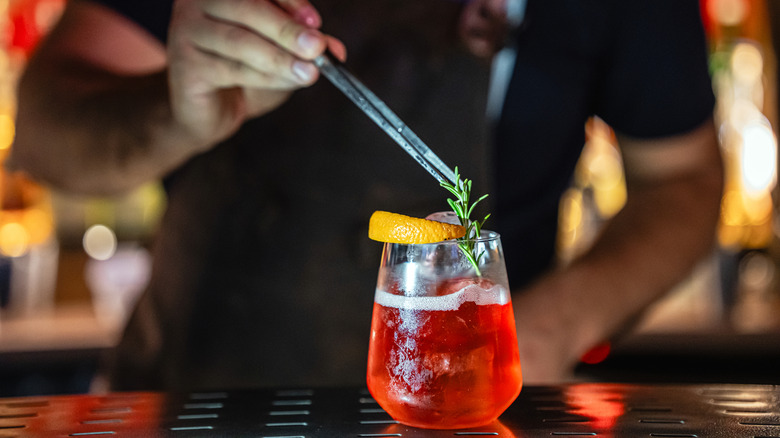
[167,0,346,149]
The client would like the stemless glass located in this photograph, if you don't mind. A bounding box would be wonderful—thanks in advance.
[366,231,523,429]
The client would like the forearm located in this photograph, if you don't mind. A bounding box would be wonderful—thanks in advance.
[9,0,339,196]
[563,164,722,352]
[514,119,723,381]
[11,59,203,196]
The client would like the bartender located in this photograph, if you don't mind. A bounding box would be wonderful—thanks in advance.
[9,0,721,389]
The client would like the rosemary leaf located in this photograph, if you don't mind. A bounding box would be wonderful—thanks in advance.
[439,166,490,276]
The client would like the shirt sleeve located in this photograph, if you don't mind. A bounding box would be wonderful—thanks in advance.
[86,0,172,44]
[595,0,715,139]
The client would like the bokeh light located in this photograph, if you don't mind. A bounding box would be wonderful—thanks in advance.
[731,42,763,86]
[0,112,15,152]
[83,224,117,261]
[708,0,748,27]
[740,122,777,196]
[0,222,29,257]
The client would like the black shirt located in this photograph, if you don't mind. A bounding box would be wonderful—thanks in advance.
[495,0,715,285]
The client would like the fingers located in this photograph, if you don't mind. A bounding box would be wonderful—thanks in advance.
[187,17,320,87]
[326,36,347,62]
[170,0,347,89]
[166,0,346,140]
[168,0,331,92]
[200,0,327,60]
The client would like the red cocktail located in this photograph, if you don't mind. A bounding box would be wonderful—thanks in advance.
[367,232,522,429]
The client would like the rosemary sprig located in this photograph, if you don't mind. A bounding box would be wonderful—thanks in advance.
[440,167,490,276]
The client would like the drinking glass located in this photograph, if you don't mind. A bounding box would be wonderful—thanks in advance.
[366,231,523,429]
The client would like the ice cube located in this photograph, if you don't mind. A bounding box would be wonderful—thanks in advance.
[425,211,461,225]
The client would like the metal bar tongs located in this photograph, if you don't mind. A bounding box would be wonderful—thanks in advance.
[314,52,458,185]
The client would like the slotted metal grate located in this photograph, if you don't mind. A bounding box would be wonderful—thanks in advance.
[0,383,778,437]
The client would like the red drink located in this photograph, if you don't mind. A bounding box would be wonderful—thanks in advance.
[366,278,523,429]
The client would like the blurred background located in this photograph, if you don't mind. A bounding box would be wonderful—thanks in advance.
[1,0,780,396]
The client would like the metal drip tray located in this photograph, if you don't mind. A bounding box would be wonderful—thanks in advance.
[0,383,779,437]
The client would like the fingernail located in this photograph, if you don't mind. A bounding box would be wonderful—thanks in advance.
[296,6,321,28]
[297,30,321,53]
[292,60,316,82]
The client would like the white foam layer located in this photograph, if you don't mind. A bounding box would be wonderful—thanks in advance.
[374,284,509,311]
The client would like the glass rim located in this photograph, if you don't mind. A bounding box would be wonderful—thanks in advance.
[384,230,501,247]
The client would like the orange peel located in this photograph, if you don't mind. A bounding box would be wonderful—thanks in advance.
[368,211,466,244]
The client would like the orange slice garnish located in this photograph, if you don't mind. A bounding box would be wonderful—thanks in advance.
[368,211,466,244]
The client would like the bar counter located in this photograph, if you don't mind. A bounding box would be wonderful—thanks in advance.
[1,383,779,437]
